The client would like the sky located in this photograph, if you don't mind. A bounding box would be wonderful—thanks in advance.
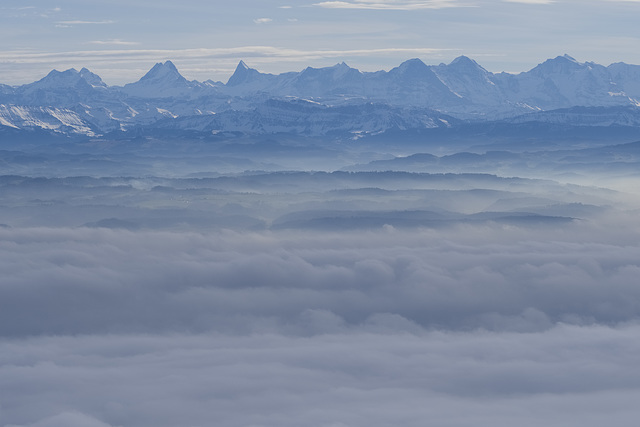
[2,0,640,85]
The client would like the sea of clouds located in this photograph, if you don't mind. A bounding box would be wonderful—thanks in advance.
[2,211,640,426]
[2,143,640,426]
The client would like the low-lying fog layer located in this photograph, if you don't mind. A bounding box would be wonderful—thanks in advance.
[2,139,640,427]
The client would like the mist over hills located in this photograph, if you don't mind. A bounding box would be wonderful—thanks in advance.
[2,54,640,140]
[4,54,640,427]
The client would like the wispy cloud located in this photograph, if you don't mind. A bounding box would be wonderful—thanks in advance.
[253,17,273,24]
[314,0,469,10]
[502,0,554,4]
[0,46,455,65]
[88,39,139,46]
[2,5,60,18]
[56,20,115,25]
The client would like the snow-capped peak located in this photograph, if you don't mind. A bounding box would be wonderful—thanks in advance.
[561,54,579,63]
[139,60,186,83]
[530,54,584,75]
[227,60,263,86]
[449,55,486,71]
[79,67,107,88]
[5,55,640,138]
[41,68,79,83]
[119,60,198,97]
[22,68,101,91]
[395,58,429,72]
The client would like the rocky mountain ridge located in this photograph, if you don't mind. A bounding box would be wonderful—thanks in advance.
[1,55,640,138]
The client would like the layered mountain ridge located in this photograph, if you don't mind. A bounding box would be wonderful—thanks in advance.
[2,55,640,139]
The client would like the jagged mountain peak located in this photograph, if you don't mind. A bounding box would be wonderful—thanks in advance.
[397,58,428,69]
[530,54,584,75]
[449,55,487,71]
[79,67,107,88]
[450,55,474,65]
[139,60,185,83]
[560,53,579,63]
[26,68,98,90]
[41,67,106,87]
[390,58,433,78]
[51,68,79,75]
[236,60,249,71]
[120,60,199,98]
[42,68,80,81]
[227,60,264,86]
[289,63,362,93]
[331,62,360,75]
[6,54,640,138]
[300,62,357,75]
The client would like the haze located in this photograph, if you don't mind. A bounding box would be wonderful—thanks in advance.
[2,1,640,427]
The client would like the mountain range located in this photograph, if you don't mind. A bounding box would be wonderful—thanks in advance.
[2,54,640,139]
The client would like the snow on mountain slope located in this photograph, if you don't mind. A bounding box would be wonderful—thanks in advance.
[0,104,98,135]
[120,61,211,99]
[226,60,281,87]
[607,62,640,103]
[0,84,14,96]
[506,106,640,127]
[497,55,633,110]
[222,58,464,109]
[79,67,107,88]
[149,98,457,137]
[285,62,364,99]
[358,59,462,109]
[13,68,111,107]
[432,56,508,117]
[220,56,640,117]
[3,55,640,138]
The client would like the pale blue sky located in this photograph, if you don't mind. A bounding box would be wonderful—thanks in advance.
[1,0,640,85]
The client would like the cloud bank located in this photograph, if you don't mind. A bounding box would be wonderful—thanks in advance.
[2,218,640,337]
[314,0,469,9]
[1,158,639,426]
[3,318,640,426]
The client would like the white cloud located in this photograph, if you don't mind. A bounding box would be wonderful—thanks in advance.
[0,45,454,64]
[87,39,139,46]
[0,164,639,426]
[55,20,115,25]
[1,212,639,336]
[253,17,273,24]
[3,324,640,426]
[314,0,470,10]
[503,0,554,3]
[6,412,115,427]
